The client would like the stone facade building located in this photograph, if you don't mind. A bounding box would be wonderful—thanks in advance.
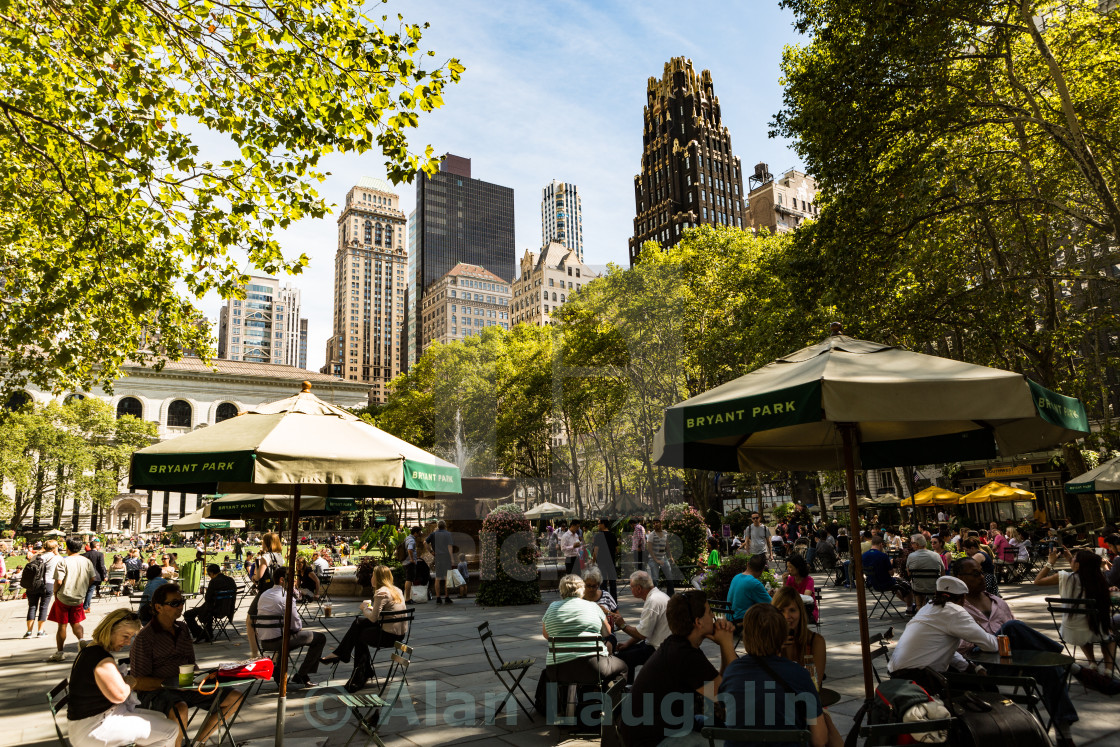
[419,262,511,353]
[511,241,600,327]
[322,178,408,404]
[11,359,370,533]
[629,57,748,265]
[746,165,819,235]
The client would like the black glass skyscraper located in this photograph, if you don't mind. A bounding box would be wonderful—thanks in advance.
[629,58,748,266]
[405,154,515,367]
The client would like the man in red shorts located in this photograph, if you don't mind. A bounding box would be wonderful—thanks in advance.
[47,538,96,662]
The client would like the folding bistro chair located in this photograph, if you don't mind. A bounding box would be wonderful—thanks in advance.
[708,600,743,649]
[868,627,894,684]
[546,636,624,742]
[477,621,535,721]
[209,588,239,642]
[250,614,306,691]
[906,568,942,609]
[106,569,127,596]
[702,726,811,746]
[327,608,415,687]
[865,577,906,620]
[47,679,77,747]
[335,641,412,747]
[944,670,1047,730]
[317,568,335,611]
[1044,597,1097,660]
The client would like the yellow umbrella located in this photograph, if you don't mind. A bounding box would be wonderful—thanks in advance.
[901,486,963,506]
[960,481,1035,503]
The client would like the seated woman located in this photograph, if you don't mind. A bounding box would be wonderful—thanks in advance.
[321,565,407,667]
[159,554,177,580]
[295,557,321,601]
[773,586,827,689]
[542,574,627,686]
[66,609,181,747]
[582,568,617,614]
[782,554,818,623]
[962,537,999,595]
[1034,547,1116,673]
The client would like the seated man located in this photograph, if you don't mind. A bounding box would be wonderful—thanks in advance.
[953,558,1077,747]
[719,604,842,747]
[814,530,837,570]
[620,590,737,747]
[255,565,326,689]
[611,571,670,684]
[727,554,773,625]
[131,583,244,744]
[313,548,332,575]
[904,534,943,613]
[888,575,998,695]
[184,564,238,644]
[864,535,914,608]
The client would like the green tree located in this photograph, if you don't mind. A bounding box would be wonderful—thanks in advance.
[775,0,1120,462]
[0,0,462,393]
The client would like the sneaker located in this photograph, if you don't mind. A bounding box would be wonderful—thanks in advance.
[444,597,452,604]
[22,631,32,639]
[37,630,49,637]
[435,597,443,604]
[47,650,65,662]
[1097,663,1110,676]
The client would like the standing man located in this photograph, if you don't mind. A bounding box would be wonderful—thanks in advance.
[743,512,773,560]
[83,538,107,612]
[611,571,671,683]
[591,518,619,600]
[402,526,421,605]
[233,535,244,563]
[630,517,647,574]
[184,564,238,643]
[47,539,96,662]
[647,518,675,596]
[560,520,583,576]
[426,520,455,605]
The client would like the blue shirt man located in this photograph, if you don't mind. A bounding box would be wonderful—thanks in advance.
[862,543,895,591]
[727,554,772,621]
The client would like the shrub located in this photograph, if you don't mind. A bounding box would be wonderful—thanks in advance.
[661,503,707,565]
[477,503,541,607]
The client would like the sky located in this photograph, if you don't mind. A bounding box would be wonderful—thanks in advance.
[196,0,807,370]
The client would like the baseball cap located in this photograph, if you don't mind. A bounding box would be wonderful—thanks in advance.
[936,576,969,595]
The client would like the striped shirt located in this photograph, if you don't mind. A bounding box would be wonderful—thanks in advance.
[130,620,196,681]
[542,597,606,664]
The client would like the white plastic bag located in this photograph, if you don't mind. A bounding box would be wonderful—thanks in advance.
[447,569,466,587]
[411,585,429,604]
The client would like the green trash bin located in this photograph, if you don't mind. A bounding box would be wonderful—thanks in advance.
[179,560,200,594]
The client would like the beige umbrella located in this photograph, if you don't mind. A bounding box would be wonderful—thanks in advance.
[129,383,461,745]
[168,508,247,531]
[654,333,1088,700]
[523,501,576,519]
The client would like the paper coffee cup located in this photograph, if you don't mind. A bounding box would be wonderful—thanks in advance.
[178,664,195,687]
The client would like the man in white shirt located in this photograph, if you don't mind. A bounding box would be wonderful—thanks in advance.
[904,534,945,613]
[888,575,997,694]
[312,548,331,574]
[611,570,671,683]
[256,565,327,688]
[742,512,772,558]
[560,520,582,576]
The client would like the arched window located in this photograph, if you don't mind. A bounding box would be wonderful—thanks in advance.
[375,224,383,245]
[4,390,30,411]
[116,397,143,419]
[167,400,193,428]
[552,292,557,301]
[215,402,238,423]
[65,393,86,404]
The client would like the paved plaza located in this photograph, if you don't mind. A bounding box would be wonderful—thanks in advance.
[1,574,1116,746]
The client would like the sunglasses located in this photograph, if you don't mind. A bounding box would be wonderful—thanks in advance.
[160,599,185,608]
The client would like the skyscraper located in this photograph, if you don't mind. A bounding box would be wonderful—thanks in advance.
[541,180,584,261]
[321,177,407,403]
[628,57,748,266]
[405,154,515,367]
[216,276,307,367]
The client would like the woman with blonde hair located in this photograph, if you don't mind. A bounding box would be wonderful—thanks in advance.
[321,565,407,669]
[66,609,181,746]
[246,532,285,656]
[772,586,827,689]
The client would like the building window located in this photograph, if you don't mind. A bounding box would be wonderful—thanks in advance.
[215,402,239,422]
[167,400,193,428]
[116,396,143,420]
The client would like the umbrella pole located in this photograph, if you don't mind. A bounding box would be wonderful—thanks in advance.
[840,424,875,701]
[276,485,302,747]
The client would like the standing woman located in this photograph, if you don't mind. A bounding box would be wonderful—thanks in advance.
[1034,548,1116,672]
[782,553,818,623]
[247,532,284,657]
[772,586,827,689]
[66,609,181,747]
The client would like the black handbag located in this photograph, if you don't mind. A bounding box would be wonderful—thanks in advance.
[344,659,372,693]
[950,692,1051,747]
